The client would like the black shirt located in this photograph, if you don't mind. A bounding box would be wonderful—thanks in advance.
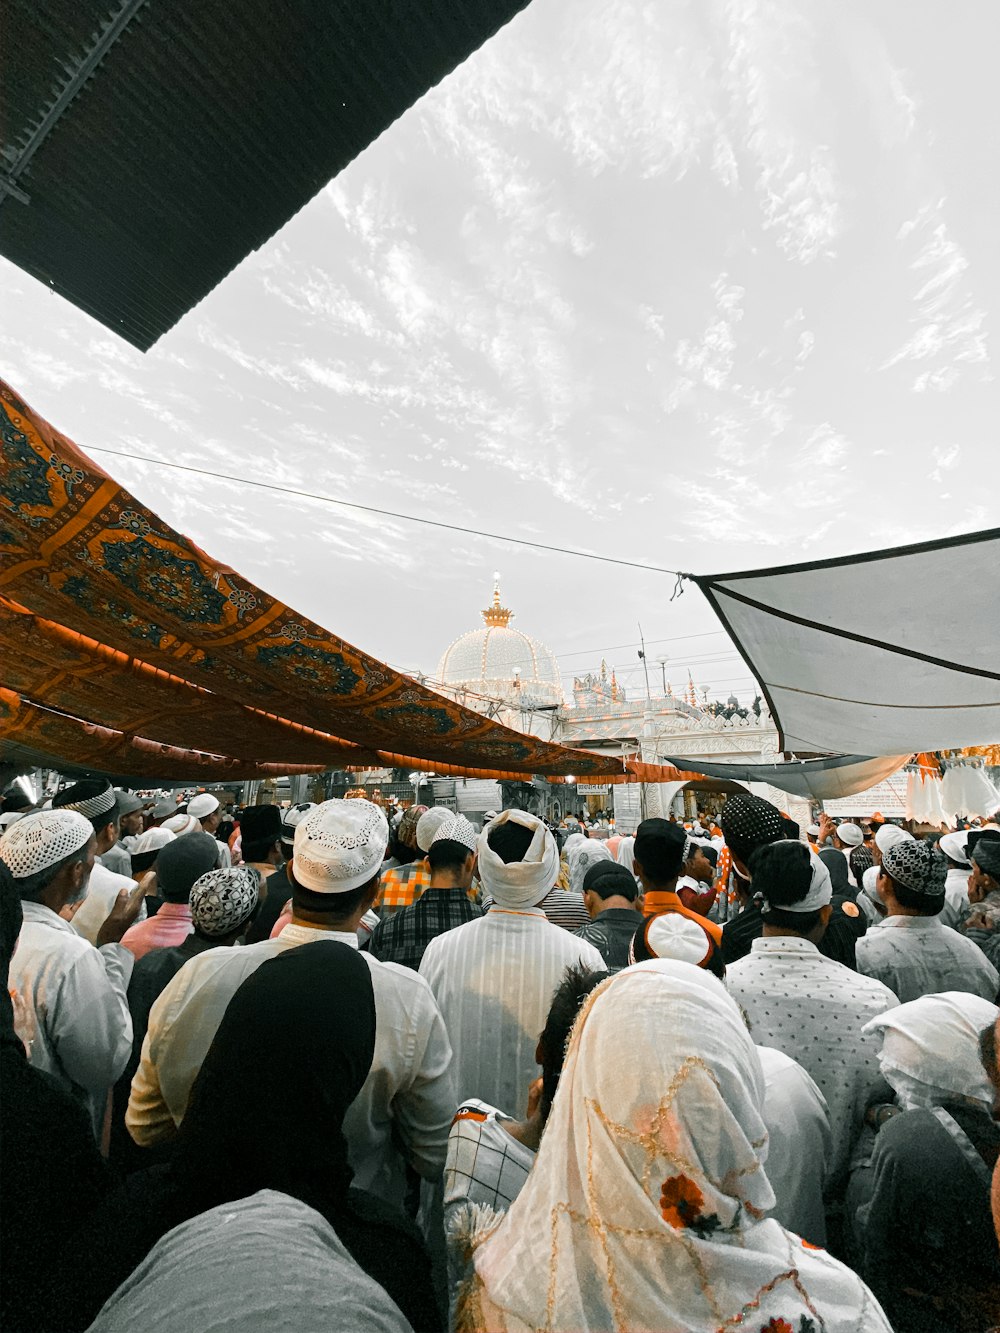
[574,907,645,970]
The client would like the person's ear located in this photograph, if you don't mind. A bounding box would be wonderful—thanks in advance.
[819,903,833,927]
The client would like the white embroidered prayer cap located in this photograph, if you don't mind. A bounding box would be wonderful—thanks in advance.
[431,815,478,854]
[836,822,864,847]
[938,831,970,865]
[415,806,454,853]
[187,793,220,819]
[0,809,93,879]
[162,813,202,837]
[133,827,176,855]
[293,799,389,894]
[875,823,912,854]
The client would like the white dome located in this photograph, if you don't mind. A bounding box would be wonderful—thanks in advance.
[436,582,564,710]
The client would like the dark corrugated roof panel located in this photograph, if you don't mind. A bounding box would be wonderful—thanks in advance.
[0,0,532,350]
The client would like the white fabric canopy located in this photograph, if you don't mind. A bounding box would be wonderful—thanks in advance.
[696,528,1000,755]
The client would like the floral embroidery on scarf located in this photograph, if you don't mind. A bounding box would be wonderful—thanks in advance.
[760,1319,817,1333]
[659,1174,723,1237]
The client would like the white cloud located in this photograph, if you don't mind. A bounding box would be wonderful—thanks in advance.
[885,202,989,389]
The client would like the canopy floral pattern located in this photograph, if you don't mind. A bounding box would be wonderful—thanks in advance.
[0,381,694,784]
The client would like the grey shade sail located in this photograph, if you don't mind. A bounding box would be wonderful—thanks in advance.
[694,527,1000,756]
[658,753,909,801]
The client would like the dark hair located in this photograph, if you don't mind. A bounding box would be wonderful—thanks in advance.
[818,847,849,895]
[748,840,825,935]
[427,838,473,874]
[886,880,945,916]
[538,965,609,1110]
[849,844,874,889]
[487,821,534,865]
[582,862,637,903]
[16,843,91,903]
[633,819,686,884]
[242,835,281,864]
[1,786,33,814]
[384,834,419,866]
[290,872,376,921]
[980,1018,999,1092]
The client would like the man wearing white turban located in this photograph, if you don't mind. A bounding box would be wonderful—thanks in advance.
[419,810,604,1116]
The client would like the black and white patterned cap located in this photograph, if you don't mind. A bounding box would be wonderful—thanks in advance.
[719,794,784,850]
[52,779,116,821]
[189,866,261,936]
[882,838,948,897]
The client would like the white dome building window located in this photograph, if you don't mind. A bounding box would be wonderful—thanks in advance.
[435,575,564,714]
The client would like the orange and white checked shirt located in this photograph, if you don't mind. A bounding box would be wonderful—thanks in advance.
[378,859,432,912]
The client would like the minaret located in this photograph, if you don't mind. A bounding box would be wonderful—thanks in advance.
[481,571,513,628]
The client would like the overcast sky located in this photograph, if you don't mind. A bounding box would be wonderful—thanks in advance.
[2,0,996,709]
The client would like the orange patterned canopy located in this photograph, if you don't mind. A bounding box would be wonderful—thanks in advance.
[0,381,695,786]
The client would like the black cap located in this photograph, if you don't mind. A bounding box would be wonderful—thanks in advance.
[582,861,638,900]
[238,804,283,843]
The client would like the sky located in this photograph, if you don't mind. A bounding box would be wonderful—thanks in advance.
[2,0,996,710]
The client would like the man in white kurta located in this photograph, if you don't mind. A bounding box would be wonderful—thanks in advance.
[725,841,898,1188]
[419,811,604,1118]
[855,835,997,1003]
[937,830,972,929]
[51,779,146,946]
[127,800,454,1207]
[1,809,138,1134]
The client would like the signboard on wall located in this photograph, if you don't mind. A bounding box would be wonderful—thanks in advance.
[823,777,908,819]
[612,783,643,830]
[577,783,609,795]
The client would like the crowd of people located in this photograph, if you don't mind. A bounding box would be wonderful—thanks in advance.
[1,775,999,1332]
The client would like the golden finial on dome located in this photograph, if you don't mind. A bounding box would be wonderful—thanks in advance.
[482,571,513,628]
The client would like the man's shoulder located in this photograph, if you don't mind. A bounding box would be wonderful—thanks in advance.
[423,913,486,952]
[364,950,437,999]
[159,939,274,1002]
[549,922,605,965]
[90,861,138,891]
[371,904,414,942]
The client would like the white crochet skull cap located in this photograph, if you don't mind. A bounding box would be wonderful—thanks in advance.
[0,809,93,879]
[293,798,389,893]
[415,806,454,853]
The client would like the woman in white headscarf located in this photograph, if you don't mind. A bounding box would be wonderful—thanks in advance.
[453,960,891,1333]
[615,834,636,875]
[566,838,612,895]
[846,991,1000,1333]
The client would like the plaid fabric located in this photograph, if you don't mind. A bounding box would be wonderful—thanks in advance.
[377,858,431,911]
[368,887,482,971]
[444,1099,534,1219]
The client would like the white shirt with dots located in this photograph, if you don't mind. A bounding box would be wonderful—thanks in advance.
[726,936,899,1186]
